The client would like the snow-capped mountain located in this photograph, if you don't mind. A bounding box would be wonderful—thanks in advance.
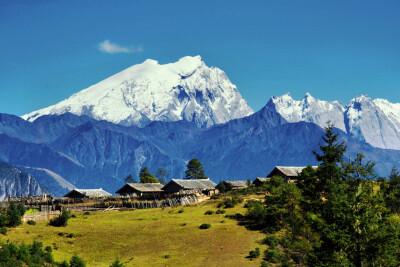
[269,93,346,131]
[23,56,253,127]
[268,93,400,150]
[345,95,400,150]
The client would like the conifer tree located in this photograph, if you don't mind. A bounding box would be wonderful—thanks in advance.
[184,159,207,180]
[139,167,159,183]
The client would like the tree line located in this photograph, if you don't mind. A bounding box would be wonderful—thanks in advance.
[124,158,208,184]
[244,124,400,266]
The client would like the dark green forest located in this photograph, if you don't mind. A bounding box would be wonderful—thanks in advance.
[244,124,400,266]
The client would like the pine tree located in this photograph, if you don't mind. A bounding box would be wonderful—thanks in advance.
[385,168,400,213]
[185,159,207,180]
[313,123,346,191]
[139,167,159,183]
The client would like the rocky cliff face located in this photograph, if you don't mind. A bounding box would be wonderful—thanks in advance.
[0,162,43,200]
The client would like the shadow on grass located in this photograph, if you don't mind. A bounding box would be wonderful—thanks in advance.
[225,213,266,231]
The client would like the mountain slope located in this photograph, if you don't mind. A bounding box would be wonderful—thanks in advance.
[2,104,400,197]
[0,162,43,200]
[23,56,253,127]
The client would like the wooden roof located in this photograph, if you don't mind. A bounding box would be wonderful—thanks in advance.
[222,180,248,188]
[165,179,216,190]
[120,183,163,193]
[65,188,112,198]
[267,166,318,178]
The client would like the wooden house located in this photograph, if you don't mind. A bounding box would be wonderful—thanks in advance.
[115,183,163,199]
[217,180,248,191]
[266,166,317,182]
[64,188,112,199]
[162,179,217,196]
[253,177,270,187]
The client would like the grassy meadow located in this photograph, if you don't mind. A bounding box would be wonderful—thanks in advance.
[0,200,265,267]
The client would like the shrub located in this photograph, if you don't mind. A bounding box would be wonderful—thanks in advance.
[199,223,211,229]
[263,236,279,248]
[83,211,90,216]
[27,220,36,225]
[215,209,225,214]
[110,259,125,267]
[49,210,71,227]
[0,241,55,266]
[66,233,76,238]
[245,200,267,228]
[0,227,7,235]
[204,210,214,215]
[70,255,86,267]
[6,202,25,227]
[218,196,242,209]
[247,247,261,260]
[177,208,184,213]
[264,249,281,263]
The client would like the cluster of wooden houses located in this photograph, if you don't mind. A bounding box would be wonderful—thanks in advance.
[62,165,315,200]
[64,178,218,200]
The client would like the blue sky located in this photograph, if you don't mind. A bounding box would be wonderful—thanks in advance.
[1,0,400,115]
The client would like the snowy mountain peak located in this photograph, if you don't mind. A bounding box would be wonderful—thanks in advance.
[23,56,253,127]
[267,93,400,150]
[345,95,400,150]
[269,93,345,130]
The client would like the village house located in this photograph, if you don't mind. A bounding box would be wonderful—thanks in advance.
[64,188,112,199]
[266,166,318,182]
[115,183,164,199]
[217,180,248,191]
[253,177,270,187]
[162,179,217,196]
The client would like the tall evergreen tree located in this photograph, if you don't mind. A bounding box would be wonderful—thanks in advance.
[385,168,400,213]
[313,123,346,192]
[184,159,207,180]
[139,167,159,183]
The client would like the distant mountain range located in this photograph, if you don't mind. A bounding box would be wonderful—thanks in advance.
[0,56,399,198]
[271,93,400,150]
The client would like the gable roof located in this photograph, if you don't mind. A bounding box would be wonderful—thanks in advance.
[66,188,112,198]
[166,179,216,190]
[254,177,269,182]
[222,180,248,188]
[125,183,163,192]
[268,166,318,178]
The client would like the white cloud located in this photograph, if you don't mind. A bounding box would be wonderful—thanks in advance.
[98,40,143,54]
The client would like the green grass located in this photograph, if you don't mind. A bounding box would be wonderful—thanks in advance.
[24,208,39,215]
[1,201,265,267]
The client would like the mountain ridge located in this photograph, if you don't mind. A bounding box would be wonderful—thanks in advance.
[268,93,400,150]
